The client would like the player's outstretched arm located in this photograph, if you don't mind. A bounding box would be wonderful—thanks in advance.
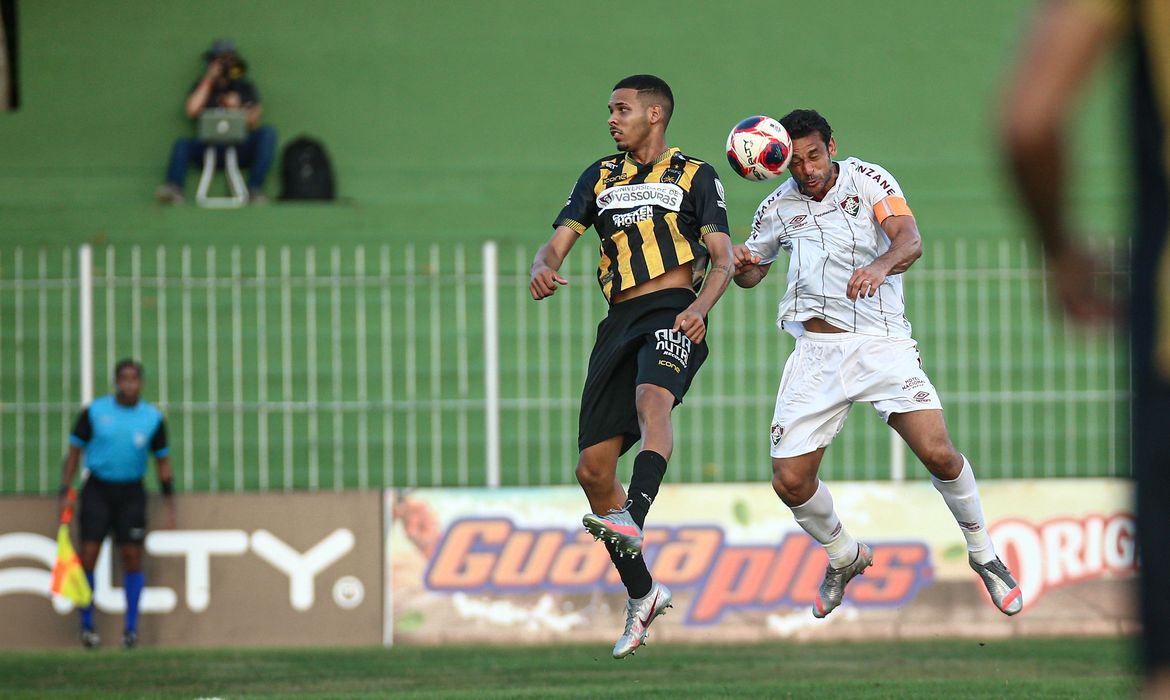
[530,226,579,300]
[1000,0,1118,323]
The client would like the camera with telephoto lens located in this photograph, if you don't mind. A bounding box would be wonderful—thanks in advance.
[215,55,247,80]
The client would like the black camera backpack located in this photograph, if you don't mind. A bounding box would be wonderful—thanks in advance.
[279,136,336,201]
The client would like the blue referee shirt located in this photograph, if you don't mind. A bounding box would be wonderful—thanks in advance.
[69,395,169,483]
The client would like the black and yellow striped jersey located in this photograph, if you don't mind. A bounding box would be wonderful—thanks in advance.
[554,147,729,302]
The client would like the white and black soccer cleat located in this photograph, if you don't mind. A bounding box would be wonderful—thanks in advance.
[612,582,672,659]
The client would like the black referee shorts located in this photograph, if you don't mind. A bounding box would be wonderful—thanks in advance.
[578,287,709,454]
[80,476,147,544]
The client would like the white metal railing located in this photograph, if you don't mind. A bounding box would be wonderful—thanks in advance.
[0,240,1128,493]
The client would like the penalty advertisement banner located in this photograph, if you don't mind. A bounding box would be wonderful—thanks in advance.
[0,492,383,648]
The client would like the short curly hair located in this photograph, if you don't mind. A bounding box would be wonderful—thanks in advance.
[780,109,833,148]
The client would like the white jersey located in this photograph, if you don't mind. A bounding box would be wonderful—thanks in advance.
[746,157,915,339]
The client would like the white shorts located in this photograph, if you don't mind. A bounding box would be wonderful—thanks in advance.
[769,330,943,458]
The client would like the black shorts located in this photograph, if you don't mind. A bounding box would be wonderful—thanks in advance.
[80,476,147,544]
[578,287,709,454]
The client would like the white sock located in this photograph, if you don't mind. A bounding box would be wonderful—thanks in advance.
[790,481,859,569]
[931,456,995,564]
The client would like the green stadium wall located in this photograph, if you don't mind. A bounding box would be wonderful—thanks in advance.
[0,0,1127,248]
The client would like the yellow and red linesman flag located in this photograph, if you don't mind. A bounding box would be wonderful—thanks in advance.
[50,487,91,607]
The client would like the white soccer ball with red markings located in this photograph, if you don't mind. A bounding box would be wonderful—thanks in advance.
[725,115,793,182]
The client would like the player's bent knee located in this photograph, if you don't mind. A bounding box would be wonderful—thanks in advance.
[771,467,812,505]
[920,443,962,478]
[635,384,674,414]
[574,458,613,491]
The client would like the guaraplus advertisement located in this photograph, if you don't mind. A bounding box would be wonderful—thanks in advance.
[387,479,1137,644]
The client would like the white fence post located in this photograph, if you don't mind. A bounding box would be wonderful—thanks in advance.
[79,245,94,406]
[889,428,906,482]
[483,241,501,488]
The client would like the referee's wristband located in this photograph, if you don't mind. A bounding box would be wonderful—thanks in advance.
[160,479,175,496]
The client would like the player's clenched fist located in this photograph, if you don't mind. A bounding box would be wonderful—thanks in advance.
[847,263,887,301]
[732,244,761,274]
[673,308,706,344]
[530,265,568,300]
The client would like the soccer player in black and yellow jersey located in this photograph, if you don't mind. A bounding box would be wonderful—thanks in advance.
[530,74,734,659]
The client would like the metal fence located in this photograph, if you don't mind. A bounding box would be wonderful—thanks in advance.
[0,240,1128,493]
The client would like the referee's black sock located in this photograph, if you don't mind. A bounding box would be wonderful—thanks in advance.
[604,540,653,600]
[625,450,667,528]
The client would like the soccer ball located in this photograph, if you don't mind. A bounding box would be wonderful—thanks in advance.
[725,116,793,182]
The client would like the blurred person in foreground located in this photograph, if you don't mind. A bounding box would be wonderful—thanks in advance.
[732,109,1023,620]
[155,38,277,205]
[530,74,734,658]
[1000,0,1170,695]
[59,359,175,650]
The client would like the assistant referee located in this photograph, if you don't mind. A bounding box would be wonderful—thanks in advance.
[59,359,175,650]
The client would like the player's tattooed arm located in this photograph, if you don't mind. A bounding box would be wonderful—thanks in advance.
[692,232,734,315]
[674,232,733,344]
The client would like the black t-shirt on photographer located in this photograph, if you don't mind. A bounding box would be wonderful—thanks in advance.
[191,78,260,111]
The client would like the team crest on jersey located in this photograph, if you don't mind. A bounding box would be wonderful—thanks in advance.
[840,195,861,217]
[770,421,784,446]
[661,167,682,185]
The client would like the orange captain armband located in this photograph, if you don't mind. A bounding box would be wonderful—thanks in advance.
[872,196,913,223]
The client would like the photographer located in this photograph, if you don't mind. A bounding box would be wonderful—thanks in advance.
[156,39,277,205]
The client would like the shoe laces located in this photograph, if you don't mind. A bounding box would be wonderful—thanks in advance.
[621,598,639,635]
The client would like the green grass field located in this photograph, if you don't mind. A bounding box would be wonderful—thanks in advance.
[0,637,1138,699]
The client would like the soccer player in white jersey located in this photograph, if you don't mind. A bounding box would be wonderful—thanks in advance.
[732,109,1022,618]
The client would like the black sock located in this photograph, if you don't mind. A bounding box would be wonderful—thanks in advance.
[625,450,667,528]
[604,539,653,599]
